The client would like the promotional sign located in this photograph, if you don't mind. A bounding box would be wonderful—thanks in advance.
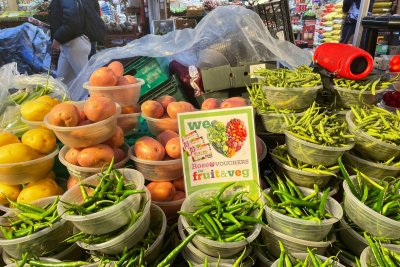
[178,106,260,201]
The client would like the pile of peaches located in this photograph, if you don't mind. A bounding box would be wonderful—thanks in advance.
[89,61,142,135]
[44,96,127,181]
[132,129,185,212]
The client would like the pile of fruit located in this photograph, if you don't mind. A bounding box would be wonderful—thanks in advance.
[0,130,62,205]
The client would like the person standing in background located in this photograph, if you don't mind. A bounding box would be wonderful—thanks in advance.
[89,0,101,59]
[340,0,361,43]
[49,0,91,87]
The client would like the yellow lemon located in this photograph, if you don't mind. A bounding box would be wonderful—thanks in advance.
[0,143,40,164]
[35,95,60,107]
[0,132,20,148]
[0,183,21,204]
[20,100,53,121]
[21,128,57,154]
[17,178,59,203]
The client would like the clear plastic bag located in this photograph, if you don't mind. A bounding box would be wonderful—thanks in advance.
[70,5,312,100]
[0,70,70,136]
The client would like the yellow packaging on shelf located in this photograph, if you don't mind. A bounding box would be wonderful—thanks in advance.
[323,12,337,20]
[333,24,342,30]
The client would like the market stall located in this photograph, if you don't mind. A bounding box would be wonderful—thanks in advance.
[0,5,400,267]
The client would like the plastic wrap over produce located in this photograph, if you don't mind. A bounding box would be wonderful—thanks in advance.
[0,23,50,75]
[0,64,69,136]
[71,6,312,100]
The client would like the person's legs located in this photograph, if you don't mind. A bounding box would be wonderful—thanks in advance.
[56,47,75,85]
[89,41,97,59]
[64,36,91,79]
[341,23,357,44]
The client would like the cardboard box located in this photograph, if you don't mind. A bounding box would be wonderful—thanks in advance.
[374,55,395,70]
[200,62,277,92]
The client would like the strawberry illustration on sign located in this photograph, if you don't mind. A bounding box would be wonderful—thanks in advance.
[207,118,247,158]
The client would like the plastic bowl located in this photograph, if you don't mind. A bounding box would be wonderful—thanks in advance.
[259,112,304,134]
[44,101,121,148]
[84,204,166,264]
[0,196,74,259]
[338,217,367,256]
[153,197,185,219]
[180,188,262,258]
[129,148,183,181]
[262,85,322,110]
[260,225,335,258]
[21,117,45,129]
[333,86,386,108]
[271,152,338,188]
[141,114,178,136]
[360,244,400,267]
[117,112,141,136]
[0,147,59,185]
[178,217,253,265]
[271,253,345,267]
[58,143,130,179]
[343,176,400,239]
[379,100,400,114]
[83,79,144,107]
[258,138,267,163]
[76,188,152,254]
[57,168,145,235]
[144,205,168,263]
[388,72,400,91]
[346,111,400,161]
[254,245,275,267]
[264,188,343,242]
[343,151,400,179]
[285,130,354,166]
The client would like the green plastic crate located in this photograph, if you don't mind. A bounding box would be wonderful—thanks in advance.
[123,57,170,96]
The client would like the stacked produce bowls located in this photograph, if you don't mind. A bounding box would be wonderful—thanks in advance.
[178,185,262,265]
[260,183,342,259]
[250,66,322,134]
[83,61,144,136]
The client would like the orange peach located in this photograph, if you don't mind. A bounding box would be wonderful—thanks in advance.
[141,100,164,118]
[134,136,165,161]
[157,130,179,147]
[165,137,181,159]
[157,95,176,110]
[83,96,116,122]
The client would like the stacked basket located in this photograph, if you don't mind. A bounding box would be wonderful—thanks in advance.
[83,62,144,136]
[56,168,168,265]
[250,66,321,134]
[269,102,354,190]
[260,186,342,260]
[178,187,262,265]
[344,105,400,178]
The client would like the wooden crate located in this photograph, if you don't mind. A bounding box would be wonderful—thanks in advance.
[103,31,141,48]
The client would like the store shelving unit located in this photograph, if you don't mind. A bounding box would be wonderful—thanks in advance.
[252,0,295,43]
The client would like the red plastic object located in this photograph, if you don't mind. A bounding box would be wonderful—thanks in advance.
[314,43,374,80]
[389,55,400,72]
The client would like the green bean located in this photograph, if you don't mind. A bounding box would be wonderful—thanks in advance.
[350,105,400,146]
[180,183,262,243]
[28,260,89,266]
[63,163,143,216]
[271,145,339,176]
[266,176,332,221]
[286,102,353,147]
[157,228,203,267]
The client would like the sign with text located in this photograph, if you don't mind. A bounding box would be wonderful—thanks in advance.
[178,106,260,201]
